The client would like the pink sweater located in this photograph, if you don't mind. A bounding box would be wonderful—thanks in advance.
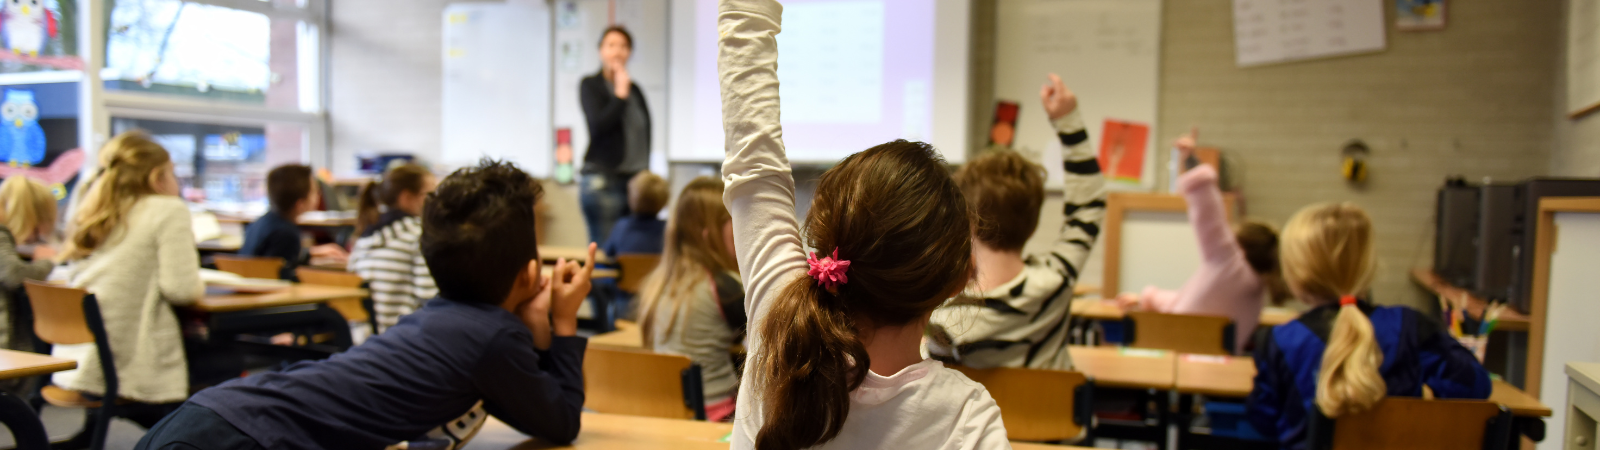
[1139,165,1262,354]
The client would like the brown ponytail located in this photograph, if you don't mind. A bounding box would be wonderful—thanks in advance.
[753,140,974,450]
[1279,202,1384,417]
[355,164,433,234]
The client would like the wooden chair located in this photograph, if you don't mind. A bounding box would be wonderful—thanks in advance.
[950,365,1094,443]
[583,346,705,420]
[1122,311,1236,356]
[1308,397,1513,450]
[214,255,285,279]
[614,254,660,295]
[295,268,373,332]
[25,281,125,450]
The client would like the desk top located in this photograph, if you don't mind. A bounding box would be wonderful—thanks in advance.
[1070,300,1297,327]
[462,412,1093,450]
[1174,354,1256,397]
[0,349,76,380]
[539,246,614,265]
[215,214,357,228]
[1172,354,1552,418]
[1067,346,1176,389]
[588,328,644,349]
[194,285,369,313]
[1410,268,1530,332]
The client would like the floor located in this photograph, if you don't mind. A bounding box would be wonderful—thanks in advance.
[0,405,148,450]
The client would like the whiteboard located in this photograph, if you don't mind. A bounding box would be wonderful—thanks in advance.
[1537,212,1600,450]
[441,3,553,176]
[1568,0,1600,116]
[1232,0,1386,67]
[1119,210,1204,295]
[994,0,1161,189]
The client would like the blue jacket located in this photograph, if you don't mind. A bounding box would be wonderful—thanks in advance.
[601,214,666,257]
[240,210,304,280]
[1247,301,1491,450]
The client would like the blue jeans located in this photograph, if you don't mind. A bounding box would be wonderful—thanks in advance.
[580,172,633,245]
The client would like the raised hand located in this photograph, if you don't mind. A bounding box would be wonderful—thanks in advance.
[1039,73,1079,121]
[613,63,632,99]
[548,243,599,337]
[1174,127,1199,160]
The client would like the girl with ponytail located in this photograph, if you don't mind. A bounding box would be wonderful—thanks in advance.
[348,163,438,333]
[718,1,1008,448]
[1247,202,1490,449]
[54,131,202,414]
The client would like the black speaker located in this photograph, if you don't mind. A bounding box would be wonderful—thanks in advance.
[1434,178,1479,288]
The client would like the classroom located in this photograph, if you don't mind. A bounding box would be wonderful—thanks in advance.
[0,0,1595,449]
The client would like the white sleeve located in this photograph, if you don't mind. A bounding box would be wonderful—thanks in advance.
[960,389,1013,450]
[718,0,808,327]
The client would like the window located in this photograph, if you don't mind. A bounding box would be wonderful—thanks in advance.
[111,116,306,214]
[106,0,320,111]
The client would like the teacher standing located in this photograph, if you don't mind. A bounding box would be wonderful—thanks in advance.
[579,25,651,244]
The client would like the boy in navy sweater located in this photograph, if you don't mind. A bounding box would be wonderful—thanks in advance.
[240,164,348,280]
[138,160,597,449]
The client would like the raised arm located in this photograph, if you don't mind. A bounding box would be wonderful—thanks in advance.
[718,0,807,322]
[1172,129,1236,265]
[1038,74,1106,282]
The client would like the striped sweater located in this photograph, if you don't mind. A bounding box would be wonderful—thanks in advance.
[349,212,437,333]
[927,110,1107,371]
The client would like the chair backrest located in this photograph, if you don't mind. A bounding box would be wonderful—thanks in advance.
[295,268,369,323]
[950,365,1093,442]
[1124,311,1236,355]
[1309,397,1512,450]
[614,254,661,295]
[583,346,704,420]
[24,281,93,345]
[215,255,285,279]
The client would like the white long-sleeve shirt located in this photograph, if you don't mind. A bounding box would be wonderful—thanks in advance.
[717,1,1010,448]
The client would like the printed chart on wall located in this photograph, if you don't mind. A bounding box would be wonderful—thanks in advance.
[1568,0,1600,118]
[995,0,1161,189]
[1233,0,1387,67]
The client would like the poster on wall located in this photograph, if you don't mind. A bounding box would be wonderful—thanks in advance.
[0,0,82,73]
[1098,119,1150,185]
[1396,0,1446,31]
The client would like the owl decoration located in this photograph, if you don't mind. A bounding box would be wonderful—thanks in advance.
[1,0,57,57]
[0,89,45,168]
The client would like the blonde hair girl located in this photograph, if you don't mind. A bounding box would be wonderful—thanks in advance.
[637,176,744,421]
[50,131,203,410]
[1246,202,1491,448]
[0,176,56,245]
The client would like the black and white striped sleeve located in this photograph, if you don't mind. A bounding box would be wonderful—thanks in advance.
[1041,109,1107,283]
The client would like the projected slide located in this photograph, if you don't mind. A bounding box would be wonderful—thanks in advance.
[681,0,949,163]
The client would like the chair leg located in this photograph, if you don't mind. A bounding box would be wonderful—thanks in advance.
[87,405,114,450]
[0,392,48,450]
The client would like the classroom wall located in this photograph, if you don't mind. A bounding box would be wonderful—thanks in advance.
[1019,0,1563,310]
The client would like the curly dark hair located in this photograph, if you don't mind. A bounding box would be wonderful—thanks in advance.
[421,159,544,303]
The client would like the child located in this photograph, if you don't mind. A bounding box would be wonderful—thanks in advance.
[54,132,203,421]
[0,176,58,395]
[240,164,347,280]
[349,163,438,333]
[602,170,669,258]
[1115,129,1291,353]
[638,176,744,422]
[136,160,598,450]
[925,75,1105,371]
[718,1,1008,447]
[1246,202,1490,449]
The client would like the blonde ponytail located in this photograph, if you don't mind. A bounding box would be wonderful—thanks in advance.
[0,176,56,243]
[61,132,173,261]
[1280,202,1384,417]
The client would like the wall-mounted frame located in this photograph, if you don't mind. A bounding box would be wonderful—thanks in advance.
[1568,0,1600,119]
[1100,192,1237,299]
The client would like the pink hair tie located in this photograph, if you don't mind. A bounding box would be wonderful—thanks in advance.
[807,249,851,291]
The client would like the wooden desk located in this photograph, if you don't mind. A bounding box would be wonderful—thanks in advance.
[1066,346,1176,389]
[539,246,614,265]
[1070,300,1297,327]
[462,412,1094,450]
[0,349,76,380]
[1173,355,1553,418]
[194,285,369,313]
[1174,354,1256,397]
[464,412,730,450]
[1410,267,1530,332]
[197,237,243,253]
[541,266,619,280]
[588,327,643,349]
[215,214,358,228]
